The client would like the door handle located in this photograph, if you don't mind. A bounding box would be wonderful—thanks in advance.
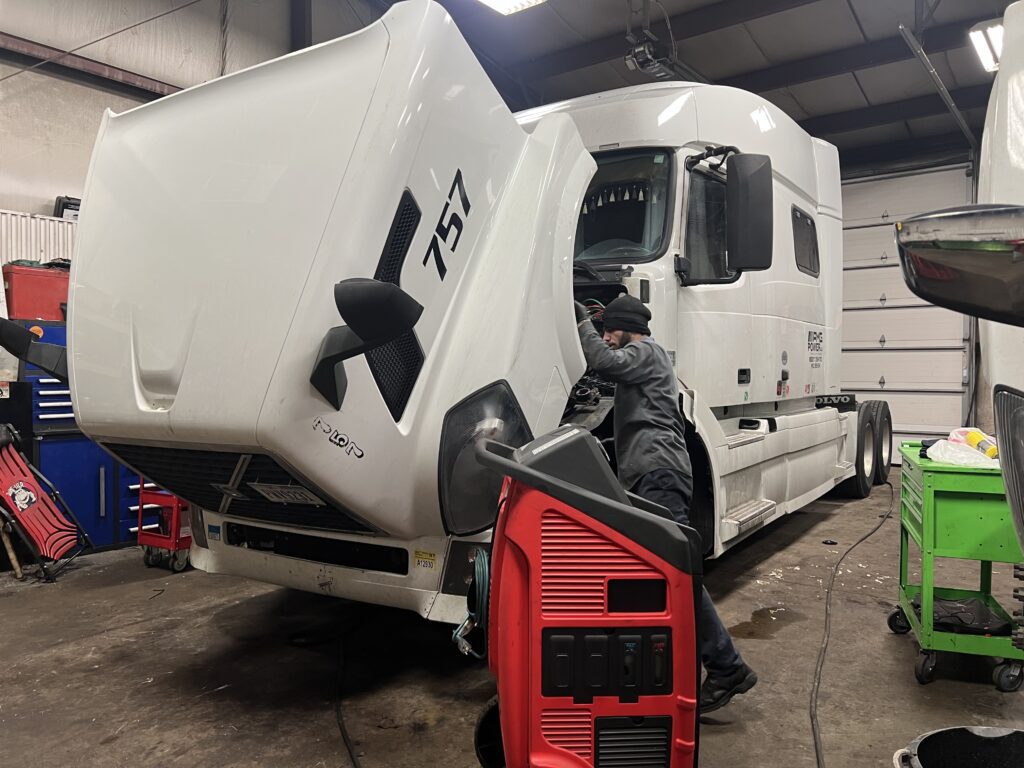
[98,465,106,518]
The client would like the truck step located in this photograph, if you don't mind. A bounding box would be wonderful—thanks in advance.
[720,498,777,541]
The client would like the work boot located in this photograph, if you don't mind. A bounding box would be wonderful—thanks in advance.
[700,663,758,713]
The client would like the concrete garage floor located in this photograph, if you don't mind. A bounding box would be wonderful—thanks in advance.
[2,478,1022,767]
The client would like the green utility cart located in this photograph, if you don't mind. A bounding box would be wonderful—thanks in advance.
[890,442,1024,691]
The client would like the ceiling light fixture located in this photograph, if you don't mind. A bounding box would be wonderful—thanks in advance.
[474,0,547,15]
[969,19,1004,73]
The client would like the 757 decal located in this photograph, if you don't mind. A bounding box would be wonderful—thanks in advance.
[423,169,471,281]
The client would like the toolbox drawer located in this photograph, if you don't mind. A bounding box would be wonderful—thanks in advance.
[899,443,1023,563]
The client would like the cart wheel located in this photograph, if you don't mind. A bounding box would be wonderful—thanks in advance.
[887,607,911,634]
[143,548,159,567]
[474,696,505,768]
[915,651,938,685]
[169,550,190,574]
[993,662,1023,693]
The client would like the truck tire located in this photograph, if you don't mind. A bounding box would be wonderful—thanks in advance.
[870,400,892,485]
[837,402,874,499]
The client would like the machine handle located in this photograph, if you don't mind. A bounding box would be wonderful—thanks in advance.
[98,465,106,518]
[477,438,701,575]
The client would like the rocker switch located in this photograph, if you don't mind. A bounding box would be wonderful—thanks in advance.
[650,634,668,687]
[619,635,641,689]
[550,635,574,691]
[585,635,609,689]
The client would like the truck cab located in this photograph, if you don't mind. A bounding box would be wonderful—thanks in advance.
[519,84,859,554]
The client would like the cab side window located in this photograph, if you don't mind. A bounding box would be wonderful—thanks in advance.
[792,206,819,277]
[684,168,735,282]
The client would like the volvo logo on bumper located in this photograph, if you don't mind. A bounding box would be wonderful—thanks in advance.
[248,483,326,506]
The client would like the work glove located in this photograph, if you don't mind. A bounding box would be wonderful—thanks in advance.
[574,301,589,323]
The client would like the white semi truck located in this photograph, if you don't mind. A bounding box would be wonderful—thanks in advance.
[64,0,888,623]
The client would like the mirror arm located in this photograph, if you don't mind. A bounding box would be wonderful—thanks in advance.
[674,254,692,285]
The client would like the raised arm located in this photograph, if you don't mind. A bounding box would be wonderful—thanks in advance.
[576,318,652,384]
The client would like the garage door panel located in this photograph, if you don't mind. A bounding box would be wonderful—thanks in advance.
[842,167,970,226]
[842,390,962,432]
[842,306,965,349]
[841,349,964,391]
[842,224,898,269]
[843,265,926,309]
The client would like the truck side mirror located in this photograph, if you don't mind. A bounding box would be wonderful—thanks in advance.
[726,153,773,272]
[896,204,1024,328]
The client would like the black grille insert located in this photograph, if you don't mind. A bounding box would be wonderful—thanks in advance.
[595,716,671,768]
[365,331,424,421]
[368,190,425,421]
[225,522,408,575]
[374,190,421,285]
[103,444,372,533]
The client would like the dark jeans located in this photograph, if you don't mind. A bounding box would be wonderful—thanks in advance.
[632,469,745,678]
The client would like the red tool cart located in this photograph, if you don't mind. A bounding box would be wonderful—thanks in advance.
[136,478,191,573]
[3,263,71,321]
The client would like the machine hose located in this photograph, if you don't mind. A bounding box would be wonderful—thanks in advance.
[452,546,491,660]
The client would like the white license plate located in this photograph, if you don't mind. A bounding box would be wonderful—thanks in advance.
[248,483,325,506]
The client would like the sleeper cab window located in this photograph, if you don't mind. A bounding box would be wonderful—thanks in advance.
[792,205,819,278]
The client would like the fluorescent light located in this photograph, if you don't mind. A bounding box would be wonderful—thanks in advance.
[970,20,1003,73]
[970,30,997,72]
[474,0,547,15]
[989,24,1004,59]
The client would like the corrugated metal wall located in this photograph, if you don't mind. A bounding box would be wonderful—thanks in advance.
[0,209,77,264]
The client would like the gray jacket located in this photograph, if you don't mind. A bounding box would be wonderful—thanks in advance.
[577,321,692,490]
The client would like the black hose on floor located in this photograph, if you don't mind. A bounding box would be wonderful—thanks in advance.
[336,638,364,768]
[287,621,364,767]
[810,481,896,768]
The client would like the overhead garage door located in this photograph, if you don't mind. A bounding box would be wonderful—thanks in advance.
[841,165,972,462]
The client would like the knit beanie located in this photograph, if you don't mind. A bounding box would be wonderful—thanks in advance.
[601,295,651,334]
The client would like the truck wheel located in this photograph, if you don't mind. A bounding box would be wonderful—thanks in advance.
[837,402,874,499]
[871,400,892,485]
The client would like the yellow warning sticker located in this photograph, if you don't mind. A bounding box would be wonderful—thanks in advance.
[414,550,437,570]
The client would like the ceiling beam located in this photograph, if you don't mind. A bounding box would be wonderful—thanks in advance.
[0,30,178,98]
[723,15,994,93]
[509,0,819,83]
[839,131,970,170]
[800,83,991,136]
[289,0,313,52]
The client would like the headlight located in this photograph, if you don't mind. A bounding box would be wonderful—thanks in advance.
[438,381,532,535]
[994,385,1024,547]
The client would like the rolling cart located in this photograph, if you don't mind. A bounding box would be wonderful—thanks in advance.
[136,478,191,573]
[889,442,1024,691]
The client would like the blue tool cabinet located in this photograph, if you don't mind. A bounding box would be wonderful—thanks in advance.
[3,321,156,550]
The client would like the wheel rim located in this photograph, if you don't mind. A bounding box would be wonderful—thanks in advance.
[881,416,892,467]
[863,421,875,480]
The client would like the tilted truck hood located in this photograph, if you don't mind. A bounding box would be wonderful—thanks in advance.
[69,0,592,539]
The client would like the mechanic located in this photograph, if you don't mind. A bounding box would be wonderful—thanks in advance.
[574,294,757,713]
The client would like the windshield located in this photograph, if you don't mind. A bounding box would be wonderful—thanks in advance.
[575,149,672,263]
